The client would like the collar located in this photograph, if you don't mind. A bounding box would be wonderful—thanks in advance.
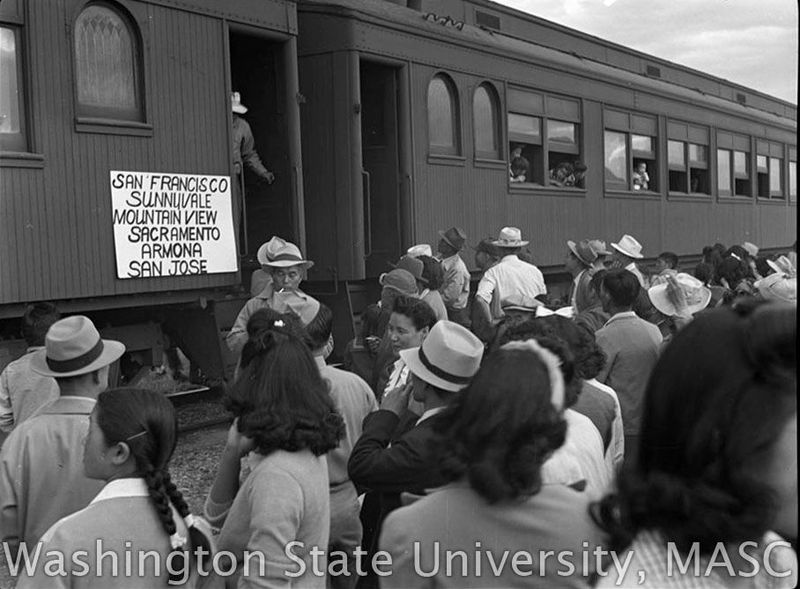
[39,396,96,416]
[91,477,149,504]
[419,288,430,299]
[443,253,461,264]
[500,254,519,263]
[603,310,638,326]
[415,406,446,426]
[573,269,587,284]
[314,355,327,369]
[26,345,46,354]
[625,262,639,272]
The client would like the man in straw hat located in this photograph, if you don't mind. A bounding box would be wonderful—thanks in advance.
[231,91,275,251]
[349,321,484,583]
[249,235,287,296]
[565,239,599,315]
[610,234,648,288]
[0,316,125,554]
[475,227,546,326]
[436,226,471,327]
[226,240,318,357]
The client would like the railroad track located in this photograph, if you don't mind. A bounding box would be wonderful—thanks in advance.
[169,385,233,435]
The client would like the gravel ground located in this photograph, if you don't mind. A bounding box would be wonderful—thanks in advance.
[0,415,230,589]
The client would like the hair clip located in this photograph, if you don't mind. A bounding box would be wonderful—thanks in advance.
[125,430,147,442]
[170,532,187,550]
[274,319,285,327]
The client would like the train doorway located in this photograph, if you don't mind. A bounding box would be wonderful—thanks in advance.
[360,61,402,276]
[229,33,293,259]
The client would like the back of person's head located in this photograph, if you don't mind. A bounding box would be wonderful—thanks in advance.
[435,340,567,503]
[589,269,607,296]
[391,295,437,331]
[228,319,344,456]
[713,242,727,255]
[417,255,444,291]
[657,252,679,270]
[498,318,580,407]
[96,388,212,580]
[694,262,714,285]
[726,244,750,261]
[601,268,640,308]
[754,255,772,278]
[534,315,606,381]
[241,308,307,366]
[305,304,334,351]
[595,302,797,553]
[21,302,60,347]
[718,255,747,287]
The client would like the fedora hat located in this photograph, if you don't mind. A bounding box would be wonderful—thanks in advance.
[379,268,418,296]
[648,273,711,317]
[755,273,796,303]
[231,91,247,114]
[567,239,598,267]
[767,255,796,278]
[611,234,644,259]
[30,316,125,378]
[257,236,288,266]
[400,321,484,392]
[271,291,321,326]
[406,244,432,258]
[741,241,759,258]
[263,242,314,270]
[501,293,542,314]
[588,239,612,256]
[392,255,427,284]
[438,227,466,251]
[492,226,529,248]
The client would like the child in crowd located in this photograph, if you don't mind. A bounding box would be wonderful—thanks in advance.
[18,388,213,588]
[632,162,649,190]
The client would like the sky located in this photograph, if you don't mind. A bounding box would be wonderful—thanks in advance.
[493,0,798,104]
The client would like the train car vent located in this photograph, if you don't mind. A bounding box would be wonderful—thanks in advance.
[475,11,501,30]
[736,93,747,105]
[645,65,661,78]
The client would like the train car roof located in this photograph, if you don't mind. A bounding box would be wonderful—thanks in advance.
[299,0,797,127]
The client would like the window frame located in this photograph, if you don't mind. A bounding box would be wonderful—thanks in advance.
[667,120,710,197]
[507,86,583,190]
[789,147,797,204]
[755,139,785,200]
[0,24,29,154]
[603,108,659,195]
[426,72,462,158]
[71,0,152,136]
[472,81,502,162]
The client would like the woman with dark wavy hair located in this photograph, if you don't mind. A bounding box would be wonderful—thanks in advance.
[379,339,606,588]
[204,314,344,588]
[594,302,797,587]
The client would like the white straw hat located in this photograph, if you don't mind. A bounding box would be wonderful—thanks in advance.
[492,227,529,248]
[611,234,644,259]
[257,236,288,266]
[648,273,711,316]
[30,316,125,378]
[263,242,314,269]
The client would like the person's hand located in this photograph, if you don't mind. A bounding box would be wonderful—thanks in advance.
[365,336,381,355]
[665,274,689,317]
[263,171,275,185]
[380,381,413,416]
[225,418,256,457]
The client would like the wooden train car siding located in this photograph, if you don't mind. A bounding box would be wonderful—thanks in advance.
[0,0,298,307]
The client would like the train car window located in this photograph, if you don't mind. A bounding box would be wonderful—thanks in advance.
[769,157,783,198]
[733,150,751,196]
[688,143,709,194]
[790,160,797,203]
[74,3,144,122]
[0,26,28,152]
[668,140,687,192]
[757,155,770,198]
[604,109,658,193]
[427,74,460,155]
[473,83,500,160]
[717,149,732,197]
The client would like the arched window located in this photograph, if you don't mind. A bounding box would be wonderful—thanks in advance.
[473,83,500,160]
[74,2,143,121]
[427,74,460,156]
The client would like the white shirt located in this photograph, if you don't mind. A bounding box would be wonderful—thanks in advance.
[626,262,648,288]
[439,254,470,310]
[476,254,547,318]
[415,406,446,426]
[586,378,625,473]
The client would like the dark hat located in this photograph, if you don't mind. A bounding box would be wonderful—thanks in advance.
[393,255,428,284]
[567,239,598,267]
[379,269,418,295]
[438,227,467,251]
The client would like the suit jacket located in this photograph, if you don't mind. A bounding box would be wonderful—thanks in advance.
[348,409,445,556]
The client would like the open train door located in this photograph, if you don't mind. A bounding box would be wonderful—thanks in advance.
[359,60,408,276]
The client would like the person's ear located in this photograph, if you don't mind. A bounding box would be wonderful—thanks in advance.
[420,326,430,341]
[108,441,132,466]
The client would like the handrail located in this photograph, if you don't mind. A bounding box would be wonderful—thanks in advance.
[362,169,372,258]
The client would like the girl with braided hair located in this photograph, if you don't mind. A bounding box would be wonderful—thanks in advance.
[18,388,213,588]
[204,313,344,587]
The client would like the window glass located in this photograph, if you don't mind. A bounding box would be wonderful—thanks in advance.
[508,113,540,142]
[631,134,653,152]
[668,140,685,167]
[757,155,768,171]
[770,157,782,195]
[689,144,707,163]
[717,149,731,195]
[427,76,457,151]
[604,131,627,184]
[733,151,748,176]
[473,84,498,156]
[0,26,26,151]
[789,161,796,201]
[75,4,142,120]
[547,120,575,143]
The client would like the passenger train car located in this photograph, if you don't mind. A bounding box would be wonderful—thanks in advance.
[1,0,796,380]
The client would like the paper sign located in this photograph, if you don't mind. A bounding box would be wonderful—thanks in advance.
[110,171,237,279]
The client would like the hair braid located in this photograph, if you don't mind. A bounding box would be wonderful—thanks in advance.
[144,466,177,537]
[162,471,190,519]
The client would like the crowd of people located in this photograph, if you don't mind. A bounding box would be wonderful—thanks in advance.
[0,226,796,588]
